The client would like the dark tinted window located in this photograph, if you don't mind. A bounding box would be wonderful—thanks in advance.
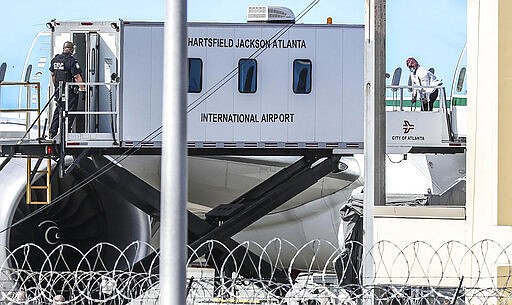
[238,59,257,93]
[188,58,202,93]
[293,59,312,94]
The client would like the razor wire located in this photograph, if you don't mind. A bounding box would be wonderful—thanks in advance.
[2,239,512,304]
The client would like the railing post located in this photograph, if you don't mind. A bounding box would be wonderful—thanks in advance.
[59,82,65,178]
[36,83,41,139]
[400,87,404,111]
[440,87,454,142]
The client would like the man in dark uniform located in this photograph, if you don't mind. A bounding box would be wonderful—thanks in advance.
[48,41,85,139]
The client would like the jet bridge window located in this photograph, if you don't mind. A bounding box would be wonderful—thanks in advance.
[293,59,312,94]
[188,58,202,93]
[238,59,257,93]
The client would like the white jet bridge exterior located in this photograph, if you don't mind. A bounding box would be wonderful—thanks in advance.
[46,20,367,152]
[186,22,364,151]
[1,20,466,157]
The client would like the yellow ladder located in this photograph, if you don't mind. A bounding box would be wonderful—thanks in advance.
[26,158,52,205]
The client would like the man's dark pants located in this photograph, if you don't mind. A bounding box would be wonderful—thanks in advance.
[49,90,78,137]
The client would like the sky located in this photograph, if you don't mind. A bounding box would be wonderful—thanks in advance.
[0,0,466,90]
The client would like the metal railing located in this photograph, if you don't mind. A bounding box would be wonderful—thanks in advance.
[62,81,120,146]
[387,85,448,113]
[0,82,43,140]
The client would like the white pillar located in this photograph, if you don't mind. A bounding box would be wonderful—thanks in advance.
[363,0,386,289]
[160,0,187,304]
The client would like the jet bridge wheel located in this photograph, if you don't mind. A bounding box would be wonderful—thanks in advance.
[6,162,151,272]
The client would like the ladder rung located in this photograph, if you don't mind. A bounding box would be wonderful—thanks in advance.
[26,157,52,206]
[30,186,48,190]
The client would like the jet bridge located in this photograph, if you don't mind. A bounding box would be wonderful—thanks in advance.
[0,20,465,158]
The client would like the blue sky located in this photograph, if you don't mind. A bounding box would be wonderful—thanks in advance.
[0,0,466,88]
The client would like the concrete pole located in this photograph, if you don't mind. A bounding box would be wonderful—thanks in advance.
[363,0,386,289]
[160,0,187,304]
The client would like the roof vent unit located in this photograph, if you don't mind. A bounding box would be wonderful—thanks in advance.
[247,6,295,24]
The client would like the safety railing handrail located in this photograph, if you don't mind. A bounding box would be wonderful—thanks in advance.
[0,81,42,139]
[62,81,120,145]
[386,85,447,112]
[0,81,41,86]
[63,81,120,119]
[388,85,445,89]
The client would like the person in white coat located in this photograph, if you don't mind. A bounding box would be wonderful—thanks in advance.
[406,57,442,111]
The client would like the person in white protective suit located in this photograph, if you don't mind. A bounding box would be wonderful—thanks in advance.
[406,57,442,111]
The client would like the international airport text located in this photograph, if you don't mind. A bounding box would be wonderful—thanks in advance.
[200,113,295,123]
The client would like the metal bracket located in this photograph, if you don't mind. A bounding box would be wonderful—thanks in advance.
[63,148,90,176]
